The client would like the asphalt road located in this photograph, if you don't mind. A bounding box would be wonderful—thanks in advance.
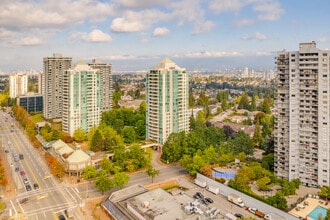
[0,110,190,220]
[0,112,83,220]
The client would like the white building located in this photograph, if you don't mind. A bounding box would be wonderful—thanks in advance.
[146,58,189,144]
[62,61,102,136]
[9,73,28,98]
[43,53,72,119]
[88,59,113,111]
[275,41,330,187]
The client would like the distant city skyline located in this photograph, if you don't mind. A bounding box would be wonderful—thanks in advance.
[0,0,329,72]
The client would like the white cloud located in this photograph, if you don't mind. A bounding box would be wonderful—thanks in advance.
[110,9,169,32]
[70,29,112,42]
[0,0,116,30]
[209,0,284,22]
[84,29,112,42]
[152,27,170,37]
[209,0,245,13]
[241,32,267,41]
[18,37,43,46]
[234,19,255,27]
[253,1,284,21]
[174,51,243,58]
[193,21,214,34]
[170,0,214,34]
[0,28,15,39]
[113,0,169,8]
[103,55,137,60]
[255,51,273,56]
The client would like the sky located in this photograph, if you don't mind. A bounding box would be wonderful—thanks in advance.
[0,0,329,72]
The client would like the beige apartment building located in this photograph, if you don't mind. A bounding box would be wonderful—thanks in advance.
[275,42,330,187]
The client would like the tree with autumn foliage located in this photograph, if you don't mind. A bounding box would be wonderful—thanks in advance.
[44,152,65,180]
[0,159,8,187]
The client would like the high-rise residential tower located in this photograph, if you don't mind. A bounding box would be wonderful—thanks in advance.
[275,42,330,187]
[9,73,28,98]
[43,53,72,119]
[88,59,113,111]
[62,61,102,136]
[146,58,189,144]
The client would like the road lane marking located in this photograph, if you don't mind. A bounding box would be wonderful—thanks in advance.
[11,136,41,189]
[10,200,17,214]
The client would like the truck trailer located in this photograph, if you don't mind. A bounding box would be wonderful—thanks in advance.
[227,193,245,207]
[207,185,219,195]
[194,178,207,188]
[255,210,265,218]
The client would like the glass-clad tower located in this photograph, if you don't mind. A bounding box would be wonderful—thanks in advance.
[62,61,102,136]
[146,58,189,144]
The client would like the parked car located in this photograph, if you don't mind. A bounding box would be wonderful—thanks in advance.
[33,183,39,190]
[4,149,9,153]
[20,171,25,176]
[19,154,24,160]
[23,178,29,185]
[194,192,204,199]
[248,207,257,214]
[25,184,31,191]
[205,197,214,204]
[201,198,210,205]
[20,198,28,204]
[234,213,243,218]
[15,167,19,172]
[58,214,66,220]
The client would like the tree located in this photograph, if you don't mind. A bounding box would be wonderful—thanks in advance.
[185,154,205,176]
[113,172,129,189]
[146,166,160,183]
[221,99,228,111]
[112,91,122,108]
[189,88,195,108]
[102,126,124,151]
[121,126,136,144]
[100,158,114,174]
[87,126,97,142]
[252,124,264,147]
[202,146,217,164]
[251,95,257,111]
[238,92,250,110]
[161,132,186,163]
[229,131,254,155]
[95,174,113,194]
[82,165,98,179]
[318,186,330,199]
[113,119,124,134]
[266,191,287,209]
[73,128,86,142]
[135,119,146,138]
[281,179,297,196]
[90,129,104,151]
[326,208,330,220]
[256,176,271,191]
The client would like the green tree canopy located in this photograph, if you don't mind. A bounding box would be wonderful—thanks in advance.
[121,126,136,144]
[95,174,113,194]
[82,165,98,180]
[113,172,130,189]
[73,128,86,142]
[146,166,160,183]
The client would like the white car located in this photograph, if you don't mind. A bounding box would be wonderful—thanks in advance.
[248,207,257,214]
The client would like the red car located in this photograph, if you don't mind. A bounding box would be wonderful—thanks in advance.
[20,171,25,176]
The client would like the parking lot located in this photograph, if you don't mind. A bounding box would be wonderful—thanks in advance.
[177,175,259,219]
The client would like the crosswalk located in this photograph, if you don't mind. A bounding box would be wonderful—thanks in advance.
[8,186,83,219]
